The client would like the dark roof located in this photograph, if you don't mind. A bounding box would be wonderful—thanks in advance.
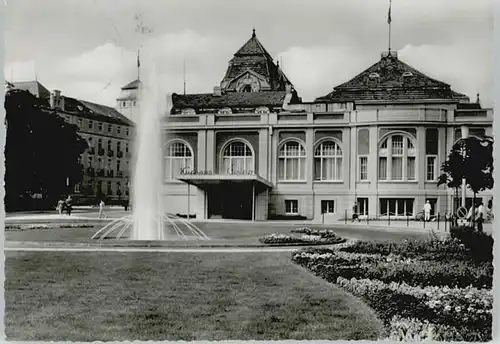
[171,91,292,112]
[316,52,469,103]
[12,81,51,99]
[51,97,134,126]
[220,30,292,92]
[457,102,482,110]
[121,79,141,90]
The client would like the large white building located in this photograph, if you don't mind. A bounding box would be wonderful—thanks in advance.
[157,31,492,221]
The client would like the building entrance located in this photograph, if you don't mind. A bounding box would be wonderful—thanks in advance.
[207,183,253,220]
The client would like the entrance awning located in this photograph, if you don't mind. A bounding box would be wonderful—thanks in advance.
[177,174,273,188]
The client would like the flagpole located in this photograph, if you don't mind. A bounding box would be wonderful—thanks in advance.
[388,0,392,52]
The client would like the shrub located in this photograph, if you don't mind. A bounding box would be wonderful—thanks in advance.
[341,237,475,262]
[363,259,492,289]
[337,278,492,341]
[450,226,493,262]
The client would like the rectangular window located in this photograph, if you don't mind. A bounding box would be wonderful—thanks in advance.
[285,200,298,215]
[108,124,112,133]
[380,198,415,216]
[77,119,83,127]
[392,157,403,180]
[426,155,437,181]
[117,160,121,171]
[357,198,369,216]
[88,120,94,129]
[126,128,130,136]
[126,143,129,153]
[378,157,387,180]
[426,128,439,155]
[359,156,368,181]
[117,126,121,134]
[321,200,335,214]
[407,157,416,180]
[98,122,103,132]
[87,156,93,167]
[74,183,80,193]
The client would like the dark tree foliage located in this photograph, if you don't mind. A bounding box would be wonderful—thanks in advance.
[438,136,494,225]
[4,89,88,211]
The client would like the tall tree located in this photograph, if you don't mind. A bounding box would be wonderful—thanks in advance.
[4,88,88,211]
[438,135,494,226]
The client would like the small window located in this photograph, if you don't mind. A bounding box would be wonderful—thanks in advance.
[285,200,298,215]
[426,155,437,181]
[357,198,369,216]
[88,120,94,129]
[122,102,126,107]
[359,156,368,181]
[321,200,335,214]
[126,128,130,136]
[117,126,121,134]
[402,72,414,77]
[108,124,112,133]
[98,122,103,132]
[77,119,83,127]
[369,72,380,79]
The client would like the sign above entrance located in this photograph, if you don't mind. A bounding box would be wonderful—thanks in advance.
[180,168,255,176]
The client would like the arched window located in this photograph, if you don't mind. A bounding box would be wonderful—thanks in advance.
[241,85,252,92]
[279,140,306,181]
[221,140,254,174]
[164,141,193,180]
[314,140,343,181]
[378,134,416,181]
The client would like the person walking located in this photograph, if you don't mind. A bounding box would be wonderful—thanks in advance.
[65,196,73,216]
[423,200,432,222]
[352,202,360,222]
[477,212,484,232]
[57,199,64,215]
[98,200,106,219]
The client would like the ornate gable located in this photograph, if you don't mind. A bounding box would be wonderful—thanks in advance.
[220,29,293,92]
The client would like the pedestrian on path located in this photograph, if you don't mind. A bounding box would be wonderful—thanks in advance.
[477,212,484,232]
[65,196,73,216]
[98,200,106,219]
[56,199,64,215]
[423,201,432,222]
[352,202,360,222]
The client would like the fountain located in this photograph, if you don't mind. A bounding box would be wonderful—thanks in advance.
[92,49,209,241]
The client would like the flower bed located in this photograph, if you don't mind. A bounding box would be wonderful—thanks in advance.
[259,232,345,245]
[291,236,493,341]
[5,223,94,231]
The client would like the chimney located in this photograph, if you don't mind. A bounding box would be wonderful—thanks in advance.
[213,86,222,96]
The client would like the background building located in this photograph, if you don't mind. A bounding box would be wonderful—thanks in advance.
[162,31,493,221]
[11,80,135,205]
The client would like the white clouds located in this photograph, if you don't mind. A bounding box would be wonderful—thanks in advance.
[277,45,376,102]
[399,42,493,106]
[4,27,493,108]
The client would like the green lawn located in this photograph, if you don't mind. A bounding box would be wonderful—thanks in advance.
[6,251,383,341]
[5,221,430,244]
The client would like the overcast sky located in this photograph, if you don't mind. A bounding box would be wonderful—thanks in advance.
[4,0,493,107]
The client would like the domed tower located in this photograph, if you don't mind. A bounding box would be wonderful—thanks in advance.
[116,79,141,123]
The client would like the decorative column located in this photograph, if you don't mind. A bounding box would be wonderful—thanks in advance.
[206,130,215,172]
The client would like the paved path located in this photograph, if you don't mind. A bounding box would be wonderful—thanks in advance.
[5,246,300,253]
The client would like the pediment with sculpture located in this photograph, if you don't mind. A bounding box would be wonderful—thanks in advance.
[225,70,270,93]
